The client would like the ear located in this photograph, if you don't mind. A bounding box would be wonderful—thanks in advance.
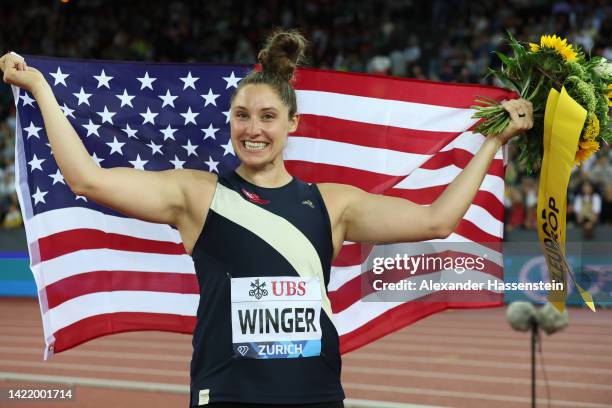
[288,114,299,133]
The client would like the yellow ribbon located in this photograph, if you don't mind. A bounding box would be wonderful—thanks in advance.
[537,87,595,312]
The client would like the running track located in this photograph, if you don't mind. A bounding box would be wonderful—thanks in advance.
[0,298,610,407]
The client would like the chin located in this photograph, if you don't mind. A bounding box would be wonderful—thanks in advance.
[236,153,272,169]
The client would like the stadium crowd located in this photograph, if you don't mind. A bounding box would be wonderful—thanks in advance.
[0,0,611,236]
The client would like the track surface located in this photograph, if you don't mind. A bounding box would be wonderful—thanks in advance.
[1,298,610,407]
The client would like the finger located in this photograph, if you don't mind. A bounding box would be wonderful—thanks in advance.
[9,51,24,61]
[519,100,533,129]
[502,100,522,124]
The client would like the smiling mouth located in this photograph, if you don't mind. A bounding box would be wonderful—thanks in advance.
[243,140,269,151]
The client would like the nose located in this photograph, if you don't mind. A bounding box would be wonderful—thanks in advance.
[246,117,262,136]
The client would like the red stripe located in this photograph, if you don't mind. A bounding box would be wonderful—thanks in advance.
[332,243,372,267]
[286,161,405,194]
[454,218,501,243]
[38,229,186,262]
[45,271,199,309]
[387,188,505,223]
[52,312,196,353]
[420,150,505,175]
[328,253,503,314]
[338,296,502,354]
[292,115,458,155]
[294,67,516,108]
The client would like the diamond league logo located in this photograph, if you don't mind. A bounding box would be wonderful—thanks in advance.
[248,279,268,299]
[237,345,249,356]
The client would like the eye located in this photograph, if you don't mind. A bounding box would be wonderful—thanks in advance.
[235,111,248,119]
[262,113,275,120]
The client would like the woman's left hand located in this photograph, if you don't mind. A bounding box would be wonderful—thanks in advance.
[493,98,534,146]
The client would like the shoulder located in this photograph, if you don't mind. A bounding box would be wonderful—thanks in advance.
[317,182,363,200]
[170,169,218,202]
[316,182,365,217]
[172,169,217,187]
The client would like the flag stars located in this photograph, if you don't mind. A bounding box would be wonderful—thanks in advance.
[205,156,219,173]
[49,169,65,185]
[180,107,199,125]
[182,139,198,157]
[24,122,42,139]
[180,71,199,90]
[160,124,178,141]
[73,87,92,106]
[158,89,178,108]
[137,71,157,90]
[116,89,135,107]
[76,195,88,202]
[28,154,45,172]
[201,89,219,107]
[49,67,69,87]
[93,69,113,89]
[20,92,36,107]
[91,152,104,167]
[32,187,48,205]
[96,105,116,125]
[129,154,148,170]
[106,136,125,155]
[82,119,101,137]
[60,103,75,119]
[169,155,186,169]
[221,139,235,156]
[140,107,159,125]
[201,123,219,140]
[121,123,138,139]
[223,71,242,89]
[147,140,163,156]
[222,109,231,123]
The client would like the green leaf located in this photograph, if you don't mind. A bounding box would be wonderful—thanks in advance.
[495,51,513,68]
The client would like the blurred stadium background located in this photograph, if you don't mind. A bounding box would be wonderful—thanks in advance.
[0,0,610,407]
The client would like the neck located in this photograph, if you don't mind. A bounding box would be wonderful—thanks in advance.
[236,162,293,188]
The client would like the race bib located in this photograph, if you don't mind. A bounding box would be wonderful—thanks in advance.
[231,276,322,359]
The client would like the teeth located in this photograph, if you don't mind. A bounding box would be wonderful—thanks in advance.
[244,141,268,151]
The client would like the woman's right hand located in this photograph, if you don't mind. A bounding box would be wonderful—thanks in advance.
[0,52,47,94]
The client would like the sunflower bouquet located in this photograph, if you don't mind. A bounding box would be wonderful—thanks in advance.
[472,33,612,172]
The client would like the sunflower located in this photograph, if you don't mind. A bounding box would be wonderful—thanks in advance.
[575,140,600,165]
[529,34,577,62]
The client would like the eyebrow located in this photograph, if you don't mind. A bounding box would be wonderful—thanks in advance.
[233,106,279,112]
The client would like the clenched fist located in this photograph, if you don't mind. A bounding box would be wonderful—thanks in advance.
[0,52,47,94]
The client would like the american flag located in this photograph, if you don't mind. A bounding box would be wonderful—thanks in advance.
[11,56,512,359]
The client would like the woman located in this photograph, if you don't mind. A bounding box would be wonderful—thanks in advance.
[574,181,602,240]
[0,30,533,407]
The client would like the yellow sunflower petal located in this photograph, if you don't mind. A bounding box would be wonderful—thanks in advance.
[530,43,540,52]
[575,140,600,165]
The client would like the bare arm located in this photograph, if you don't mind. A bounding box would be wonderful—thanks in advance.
[1,53,215,227]
[321,98,534,251]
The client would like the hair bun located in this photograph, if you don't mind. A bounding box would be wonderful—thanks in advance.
[258,29,307,81]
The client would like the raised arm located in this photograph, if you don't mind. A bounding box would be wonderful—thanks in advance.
[320,99,533,255]
[0,53,216,235]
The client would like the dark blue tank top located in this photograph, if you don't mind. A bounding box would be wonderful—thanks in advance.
[189,171,344,406]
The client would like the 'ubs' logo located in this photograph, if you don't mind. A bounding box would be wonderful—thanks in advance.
[248,279,268,299]
[272,280,306,296]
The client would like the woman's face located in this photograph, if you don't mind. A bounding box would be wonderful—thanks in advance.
[230,84,298,169]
